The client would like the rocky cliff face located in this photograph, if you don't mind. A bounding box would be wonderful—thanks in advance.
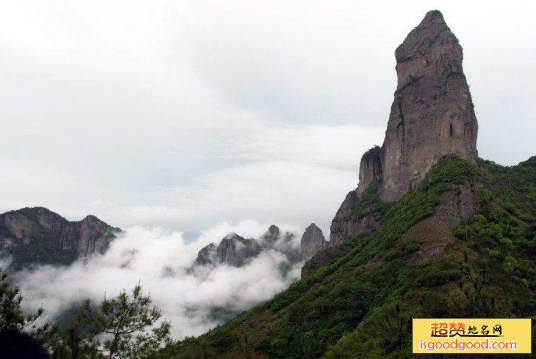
[380,10,478,201]
[216,233,262,267]
[0,207,120,269]
[194,226,285,268]
[194,224,327,270]
[330,190,382,245]
[194,243,217,266]
[330,10,478,245]
[357,146,383,196]
[260,225,281,247]
[300,223,328,260]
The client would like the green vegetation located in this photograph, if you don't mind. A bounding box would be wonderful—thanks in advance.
[0,271,47,334]
[49,285,172,359]
[0,275,171,359]
[7,236,78,271]
[3,155,535,358]
[161,155,536,359]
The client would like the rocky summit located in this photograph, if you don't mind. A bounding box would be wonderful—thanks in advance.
[260,224,282,247]
[107,10,536,359]
[194,232,262,268]
[330,10,478,245]
[381,10,478,201]
[300,223,328,261]
[0,207,120,270]
[194,224,327,269]
[216,233,262,267]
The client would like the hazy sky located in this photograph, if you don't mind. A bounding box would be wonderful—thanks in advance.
[1,0,535,235]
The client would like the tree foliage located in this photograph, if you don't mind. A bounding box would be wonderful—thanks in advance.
[167,156,536,359]
[1,275,170,359]
[52,285,171,359]
[0,271,48,336]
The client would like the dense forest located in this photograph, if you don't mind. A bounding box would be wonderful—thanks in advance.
[4,155,531,358]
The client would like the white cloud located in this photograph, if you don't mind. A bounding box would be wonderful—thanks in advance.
[80,160,362,235]
[0,120,382,234]
[15,224,303,339]
[1,2,536,339]
[1,0,535,233]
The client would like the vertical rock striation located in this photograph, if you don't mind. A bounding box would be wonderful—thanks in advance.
[329,10,478,245]
[357,146,383,196]
[193,224,328,271]
[216,233,262,267]
[0,207,120,269]
[194,229,272,268]
[381,10,478,201]
[194,243,217,266]
[300,223,328,260]
[260,225,281,247]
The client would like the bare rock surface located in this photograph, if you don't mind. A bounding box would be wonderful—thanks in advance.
[216,233,262,267]
[329,10,478,245]
[381,10,478,201]
[0,207,120,268]
[194,225,293,268]
[194,223,328,271]
[194,243,217,266]
[300,223,328,260]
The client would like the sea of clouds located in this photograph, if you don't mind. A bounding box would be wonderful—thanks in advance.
[9,221,303,338]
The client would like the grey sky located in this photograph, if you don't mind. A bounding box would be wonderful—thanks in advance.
[1,0,535,235]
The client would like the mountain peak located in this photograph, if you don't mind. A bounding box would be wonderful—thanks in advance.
[330,10,478,244]
[261,225,281,246]
[81,214,100,222]
[382,10,477,201]
[395,10,456,66]
[0,207,119,269]
[266,224,280,236]
[301,223,327,261]
[359,10,477,201]
[420,9,445,26]
[223,232,240,240]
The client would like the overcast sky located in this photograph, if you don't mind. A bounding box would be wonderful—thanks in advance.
[1,0,535,236]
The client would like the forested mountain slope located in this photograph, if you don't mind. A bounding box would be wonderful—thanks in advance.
[159,156,536,358]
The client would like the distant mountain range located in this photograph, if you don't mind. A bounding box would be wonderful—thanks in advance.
[0,206,329,274]
[162,10,536,358]
[193,223,327,270]
[0,207,119,270]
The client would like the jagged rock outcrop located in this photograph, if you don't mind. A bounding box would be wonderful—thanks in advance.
[329,10,478,245]
[357,146,383,196]
[216,233,262,267]
[0,207,120,269]
[329,191,381,245]
[194,243,217,266]
[78,214,119,257]
[301,242,349,278]
[300,223,327,260]
[260,225,281,247]
[380,10,478,201]
[193,224,330,274]
[401,178,476,263]
[193,225,306,270]
[195,232,262,268]
[307,159,478,277]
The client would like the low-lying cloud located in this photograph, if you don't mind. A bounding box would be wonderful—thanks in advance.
[14,223,303,338]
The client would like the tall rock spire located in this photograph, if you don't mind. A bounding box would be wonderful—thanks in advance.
[330,10,479,244]
[379,10,478,201]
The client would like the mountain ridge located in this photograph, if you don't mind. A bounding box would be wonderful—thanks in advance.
[166,155,536,358]
[162,10,536,359]
[193,223,327,269]
[329,9,478,246]
[0,206,120,270]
